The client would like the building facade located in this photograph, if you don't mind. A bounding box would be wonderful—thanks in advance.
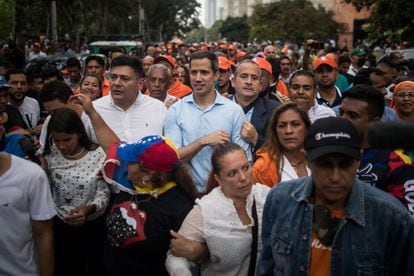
[202,0,370,47]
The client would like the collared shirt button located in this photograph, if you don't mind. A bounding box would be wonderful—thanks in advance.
[299,265,306,271]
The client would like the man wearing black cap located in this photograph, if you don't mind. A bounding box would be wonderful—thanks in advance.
[258,117,414,275]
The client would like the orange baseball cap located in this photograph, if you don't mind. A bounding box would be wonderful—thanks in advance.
[218,56,235,70]
[313,55,337,70]
[154,55,176,69]
[252,57,272,75]
[237,51,247,59]
[219,44,228,50]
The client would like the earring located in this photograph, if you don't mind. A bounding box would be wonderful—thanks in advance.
[142,179,146,185]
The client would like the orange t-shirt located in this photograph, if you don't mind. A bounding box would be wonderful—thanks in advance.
[309,209,345,276]
[168,80,192,98]
[276,80,289,97]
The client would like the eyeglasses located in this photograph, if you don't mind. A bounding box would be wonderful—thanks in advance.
[218,69,229,75]
[396,92,414,99]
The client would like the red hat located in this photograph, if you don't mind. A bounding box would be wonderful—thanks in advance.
[33,42,41,47]
[117,135,180,173]
[154,55,176,69]
[313,56,337,70]
[252,57,272,75]
[218,56,235,70]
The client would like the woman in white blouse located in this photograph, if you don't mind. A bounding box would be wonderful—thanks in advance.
[166,142,270,276]
[252,102,311,187]
[43,107,110,276]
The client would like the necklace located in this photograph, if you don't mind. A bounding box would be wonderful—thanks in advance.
[290,160,305,167]
[63,147,86,159]
[289,160,305,174]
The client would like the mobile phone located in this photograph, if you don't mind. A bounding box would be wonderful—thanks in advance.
[18,137,41,165]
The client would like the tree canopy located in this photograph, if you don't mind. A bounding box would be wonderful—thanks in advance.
[0,0,200,43]
[344,0,414,44]
[219,16,250,43]
[249,0,345,43]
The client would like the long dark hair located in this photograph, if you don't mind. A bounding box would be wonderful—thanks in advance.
[147,163,196,201]
[43,107,96,156]
[259,102,311,175]
[205,142,247,194]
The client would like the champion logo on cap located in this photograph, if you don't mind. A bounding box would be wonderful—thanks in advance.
[315,132,351,141]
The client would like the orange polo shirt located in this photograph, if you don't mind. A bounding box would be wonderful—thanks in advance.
[276,80,289,97]
[168,80,192,98]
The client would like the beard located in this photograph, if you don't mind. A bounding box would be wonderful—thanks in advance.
[317,81,335,90]
[9,92,25,103]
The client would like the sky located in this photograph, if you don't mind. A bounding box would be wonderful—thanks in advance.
[197,0,205,26]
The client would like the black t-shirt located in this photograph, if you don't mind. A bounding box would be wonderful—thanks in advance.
[104,186,193,276]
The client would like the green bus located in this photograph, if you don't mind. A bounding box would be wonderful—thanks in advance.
[89,40,144,57]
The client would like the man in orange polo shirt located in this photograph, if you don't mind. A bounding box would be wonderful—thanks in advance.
[153,55,192,98]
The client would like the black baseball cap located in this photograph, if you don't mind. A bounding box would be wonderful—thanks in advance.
[305,117,361,162]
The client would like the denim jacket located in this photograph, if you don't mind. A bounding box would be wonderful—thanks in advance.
[257,176,414,276]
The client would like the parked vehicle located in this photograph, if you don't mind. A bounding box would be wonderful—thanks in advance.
[89,40,144,57]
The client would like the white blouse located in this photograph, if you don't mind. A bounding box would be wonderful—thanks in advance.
[280,155,311,182]
[166,184,270,276]
[46,146,109,220]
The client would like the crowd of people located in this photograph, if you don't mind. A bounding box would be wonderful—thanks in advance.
[1,36,414,276]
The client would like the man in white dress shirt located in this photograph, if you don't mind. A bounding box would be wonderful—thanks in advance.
[93,55,166,142]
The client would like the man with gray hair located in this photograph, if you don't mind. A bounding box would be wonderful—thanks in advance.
[146,63,178,108]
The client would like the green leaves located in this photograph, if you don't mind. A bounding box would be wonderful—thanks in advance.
[0,0,200,43]
[345,0,414,44]
[249,0,345,42]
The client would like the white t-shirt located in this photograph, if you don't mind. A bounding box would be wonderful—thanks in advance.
[307,100,337,124]
[0,155,56,275]
[93,92,166,143]
[16,96,41,128]
[29,51,46,61]
[45,146,109,219]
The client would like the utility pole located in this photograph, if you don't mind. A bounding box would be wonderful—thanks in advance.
[138,0,145,38]
[10,0,16,41]
[51,0,58,41]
